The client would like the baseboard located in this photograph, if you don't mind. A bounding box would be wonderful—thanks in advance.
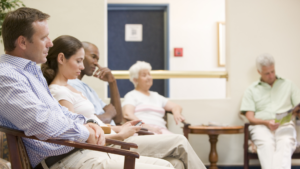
[205,166,300,169]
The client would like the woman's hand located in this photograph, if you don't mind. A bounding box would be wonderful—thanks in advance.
[173,113,185,125]
[118,121,142,140]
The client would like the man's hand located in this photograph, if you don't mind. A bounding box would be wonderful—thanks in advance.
[265,120,280,131]
[118,120,142,140]
[173,113,185,125]
[93,64,115,83]
[84,123,105,146]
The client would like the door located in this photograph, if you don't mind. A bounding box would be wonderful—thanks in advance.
[107,5,169,98]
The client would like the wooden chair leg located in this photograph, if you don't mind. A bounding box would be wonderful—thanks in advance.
[244,123,250,169]
[244,152,249,169]
[183,123,190,139]
[124,156,136,169]
[6,134,23,169]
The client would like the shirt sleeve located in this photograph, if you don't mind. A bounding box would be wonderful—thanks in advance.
[157,93,168,107]
[0,74,89,143]
[291,82,300,106]
[68,80,106,115]
[50,86,74,104]
[122,92,137,107]
[240,88,256,114]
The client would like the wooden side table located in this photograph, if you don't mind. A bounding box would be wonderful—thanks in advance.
[183,125,244,169]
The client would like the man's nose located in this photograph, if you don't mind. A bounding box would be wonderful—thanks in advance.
[47,37,53,48]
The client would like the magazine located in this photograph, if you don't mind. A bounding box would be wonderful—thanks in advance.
[275,109,293,125]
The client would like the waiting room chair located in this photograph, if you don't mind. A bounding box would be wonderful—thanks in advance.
[243,123,300,169]
[0,125,139,169]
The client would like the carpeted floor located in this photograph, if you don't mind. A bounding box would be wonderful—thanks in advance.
[206,166,300,169]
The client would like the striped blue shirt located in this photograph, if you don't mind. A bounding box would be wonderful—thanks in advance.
[0,54,90,167]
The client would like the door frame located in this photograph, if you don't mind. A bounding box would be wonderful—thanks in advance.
[107,4,170,97]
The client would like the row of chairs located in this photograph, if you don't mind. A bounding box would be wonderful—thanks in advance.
[3,113,300,169]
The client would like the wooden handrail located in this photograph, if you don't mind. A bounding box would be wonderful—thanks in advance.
[112,70,228,79]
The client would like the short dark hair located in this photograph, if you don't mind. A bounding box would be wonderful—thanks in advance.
[41,35,83,85]
[2,7,50,52]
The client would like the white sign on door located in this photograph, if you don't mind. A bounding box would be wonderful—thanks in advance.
[125,24,143,42]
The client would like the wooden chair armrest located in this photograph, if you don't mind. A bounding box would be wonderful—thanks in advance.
[136,130,154,135]
[140,127,148,131]
[101,126,111,134]
[0,126,139,158]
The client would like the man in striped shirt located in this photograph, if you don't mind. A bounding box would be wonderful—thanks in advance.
[0,7,105,168]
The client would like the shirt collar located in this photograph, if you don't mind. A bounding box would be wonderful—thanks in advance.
[0,54,36,70]
[257,76,283,85]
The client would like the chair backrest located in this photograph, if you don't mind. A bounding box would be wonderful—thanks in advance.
[0,132,9,162]
[6,133,31,169]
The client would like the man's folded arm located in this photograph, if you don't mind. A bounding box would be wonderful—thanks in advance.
[0,75,89,142]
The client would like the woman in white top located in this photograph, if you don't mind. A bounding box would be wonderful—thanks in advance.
[41,35,143,140]
[122,61,185,134]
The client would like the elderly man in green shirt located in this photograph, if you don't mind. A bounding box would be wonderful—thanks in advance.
[240,54,300,169]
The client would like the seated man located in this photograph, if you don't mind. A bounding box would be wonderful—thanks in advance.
[0,7,105,169]
[240,54,300,169]
[67,41,206,169]
[68,41,122,125]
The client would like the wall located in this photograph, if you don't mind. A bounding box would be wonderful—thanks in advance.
[0,0,108,98]
[110,0,300,165]
[1,0,300,166]
[108,0,226,99]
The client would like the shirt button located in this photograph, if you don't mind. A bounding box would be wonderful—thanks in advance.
[31,63,34,65]
[35,75,38,77]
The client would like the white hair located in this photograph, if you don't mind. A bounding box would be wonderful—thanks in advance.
[129,61,152,87]
[256,54,275,72]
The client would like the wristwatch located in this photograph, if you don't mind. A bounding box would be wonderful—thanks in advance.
[86,119,99,126]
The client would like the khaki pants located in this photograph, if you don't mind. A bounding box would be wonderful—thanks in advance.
[49,134,206,169]
[50,149,174,169]
[249,121,297,169]
[123,134,206,169]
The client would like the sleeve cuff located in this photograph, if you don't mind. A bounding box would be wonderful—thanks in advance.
[76,124,90,142]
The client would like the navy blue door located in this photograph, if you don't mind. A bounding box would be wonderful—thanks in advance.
[108,10,166,97]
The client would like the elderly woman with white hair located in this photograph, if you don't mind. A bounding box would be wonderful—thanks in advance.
[122,61,185,134]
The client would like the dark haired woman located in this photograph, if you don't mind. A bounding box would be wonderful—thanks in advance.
[41,35,179,169]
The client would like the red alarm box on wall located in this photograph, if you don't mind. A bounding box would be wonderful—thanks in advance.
[174,48,183,57]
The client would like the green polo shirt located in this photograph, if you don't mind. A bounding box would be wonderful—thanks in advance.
[240,77,300,120]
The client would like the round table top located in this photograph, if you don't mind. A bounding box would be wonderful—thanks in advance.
[187,125,244,135]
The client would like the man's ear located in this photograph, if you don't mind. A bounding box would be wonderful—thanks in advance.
[16,36,27,50]
[257,69,261,75]
[57,53,65,65]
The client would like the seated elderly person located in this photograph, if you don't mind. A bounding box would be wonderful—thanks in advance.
[240,54,300,169]
[122,61,185,134]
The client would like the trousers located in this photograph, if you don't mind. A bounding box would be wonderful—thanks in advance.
[49,134,206,169]
[249,121,297,169]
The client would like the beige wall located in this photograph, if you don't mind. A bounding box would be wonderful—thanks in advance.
[108,0,227,99]
[109,0,300,165]
[0,0,108,97]
[1,0,300,166]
